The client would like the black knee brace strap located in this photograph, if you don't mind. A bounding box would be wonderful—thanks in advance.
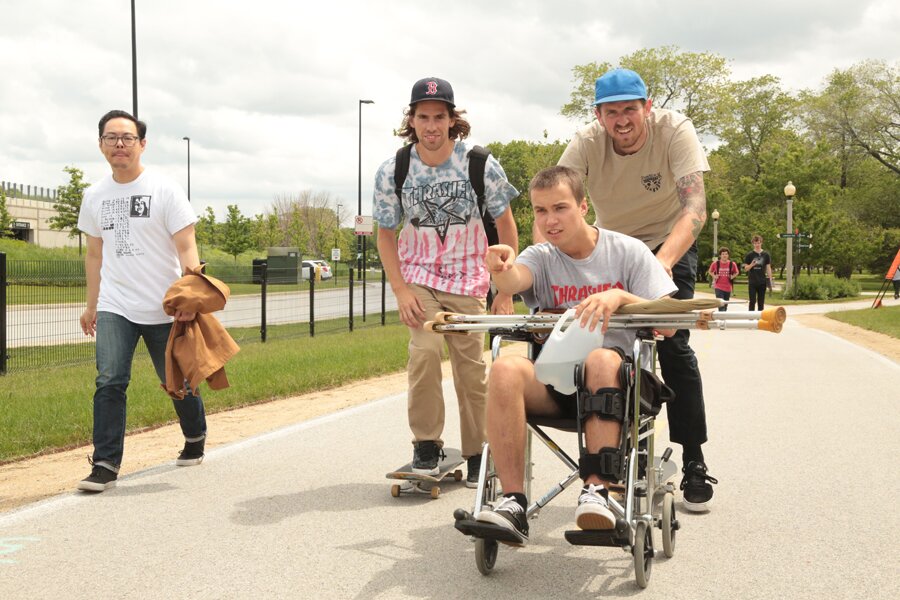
[579,387,626,423]
[579,447,622,482]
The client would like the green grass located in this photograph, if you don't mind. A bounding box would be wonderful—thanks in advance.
[825,304,900,340]
[0,323,411,463]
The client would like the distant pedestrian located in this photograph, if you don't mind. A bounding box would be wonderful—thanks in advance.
[76,109,207,493]
[707,247,739,311]
[892,263,900,299]
[742,235,773,311]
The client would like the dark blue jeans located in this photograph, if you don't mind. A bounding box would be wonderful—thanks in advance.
[713,287,731,311]
[653,244,707,447]
[92,311,206,471]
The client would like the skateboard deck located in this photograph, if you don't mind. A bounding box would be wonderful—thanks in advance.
[387,448,464,499]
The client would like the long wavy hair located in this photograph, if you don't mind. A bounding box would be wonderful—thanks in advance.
[397,104,471,143]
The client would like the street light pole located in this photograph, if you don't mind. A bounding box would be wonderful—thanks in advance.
[336,203,343,248]
[131,0,138,118]
[358,99,374,321]
[182,136,191,202]
[711,208,720,261]
[358,99,374,281]
[784,181,796,292]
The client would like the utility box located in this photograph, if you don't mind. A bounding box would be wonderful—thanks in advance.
[266,247,300,284]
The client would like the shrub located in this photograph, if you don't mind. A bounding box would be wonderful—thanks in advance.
[783,275,861,300]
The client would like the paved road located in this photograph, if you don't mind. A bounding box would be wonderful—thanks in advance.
[0,304,897,599]
[6,281,397,348]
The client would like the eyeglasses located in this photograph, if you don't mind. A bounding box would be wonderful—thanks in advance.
[100,134,140,147]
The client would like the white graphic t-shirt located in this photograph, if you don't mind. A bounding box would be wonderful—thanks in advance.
[372,142,518,298]
[516,227,678,355]
[77,168,197,324]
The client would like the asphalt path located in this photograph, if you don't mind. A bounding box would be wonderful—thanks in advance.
[0,304,898,599]
[6,281,396,348]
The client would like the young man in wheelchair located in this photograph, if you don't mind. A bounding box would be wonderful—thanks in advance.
[476,165,677,543]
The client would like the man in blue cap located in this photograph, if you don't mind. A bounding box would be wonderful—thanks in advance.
[558,68,718,512]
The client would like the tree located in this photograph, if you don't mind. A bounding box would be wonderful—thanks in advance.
[804,60,900,177]
[561,46,730,134]
[195,206,220,256]
[711,75,798,180]
[266,190,345,257]
[50,166,89,252]
[219,204,253,262]
[486,138,568,248]
[0,186,13,238]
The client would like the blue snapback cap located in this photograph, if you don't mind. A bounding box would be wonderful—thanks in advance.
[593,68,648,105]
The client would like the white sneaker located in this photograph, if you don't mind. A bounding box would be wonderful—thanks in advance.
[575,484,615,530]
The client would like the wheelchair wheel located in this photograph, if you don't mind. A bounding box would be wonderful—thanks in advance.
[661,492,676,558]
[633,520,653,589]
[475,537,498,575]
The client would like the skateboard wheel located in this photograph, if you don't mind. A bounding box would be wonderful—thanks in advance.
[391,484,401,498]
[430,486,441,499]
[454,469,463,482]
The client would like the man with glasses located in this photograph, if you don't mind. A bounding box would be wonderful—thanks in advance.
[76,109,207,492]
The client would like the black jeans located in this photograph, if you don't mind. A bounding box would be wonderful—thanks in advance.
[653,244,707,447]
[748,282,767,311]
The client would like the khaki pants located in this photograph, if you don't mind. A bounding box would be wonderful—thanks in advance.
[407,284,487,458]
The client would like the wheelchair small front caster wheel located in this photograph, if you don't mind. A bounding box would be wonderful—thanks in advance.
[475,537,498,575]
[633,520,653,588]
[661,492,677,558]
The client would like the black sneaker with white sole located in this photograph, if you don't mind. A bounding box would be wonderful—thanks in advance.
[412,441,440,476]
[77,463,118,492]
[680,461,718,512]
[176,438,205,466]
[476,496,529,544]
[465,454,482,488]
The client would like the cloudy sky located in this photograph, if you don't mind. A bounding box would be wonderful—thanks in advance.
[2,0,898,222]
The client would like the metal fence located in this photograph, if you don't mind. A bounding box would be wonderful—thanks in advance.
[0,253,400,374]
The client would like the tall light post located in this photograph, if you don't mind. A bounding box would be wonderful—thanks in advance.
[784,181,796,292]
[358,99,374,281]
[182,136,191,202]
[336,203,343,248]
[131,0,138,117]
[711,208,720,261]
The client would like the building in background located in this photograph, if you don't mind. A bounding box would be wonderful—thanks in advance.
[2,181,74,248]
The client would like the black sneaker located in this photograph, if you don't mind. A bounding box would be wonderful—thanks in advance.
[412,441,440,475]
[680,461,718,512]
[77,462,118,492]
[176,438,205,466]
[466,454,482,488]
[476,496,529,545]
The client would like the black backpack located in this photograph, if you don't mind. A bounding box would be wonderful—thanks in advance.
[393,144,499,245]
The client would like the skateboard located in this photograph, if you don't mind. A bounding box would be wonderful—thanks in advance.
[386,447,464,499]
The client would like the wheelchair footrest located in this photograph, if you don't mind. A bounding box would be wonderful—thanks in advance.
[454,513,525,545]
[564,519,629,547]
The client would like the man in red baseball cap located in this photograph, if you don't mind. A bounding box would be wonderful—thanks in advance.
[373,77,519,486]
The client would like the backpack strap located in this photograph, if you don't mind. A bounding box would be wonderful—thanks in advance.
[467,145,490,215]
[393,144,413,201]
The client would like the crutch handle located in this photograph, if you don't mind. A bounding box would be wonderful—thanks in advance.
[760,306,787,325]
[757,319,783,333]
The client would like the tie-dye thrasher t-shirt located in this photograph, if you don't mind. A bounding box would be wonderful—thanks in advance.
[373,142,518,297]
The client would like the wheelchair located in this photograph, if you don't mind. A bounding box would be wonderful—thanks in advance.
[453,328,678,589]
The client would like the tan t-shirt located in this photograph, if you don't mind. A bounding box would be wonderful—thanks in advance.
[559,108,709,250]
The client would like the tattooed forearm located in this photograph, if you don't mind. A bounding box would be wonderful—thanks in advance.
[677,171,707,239]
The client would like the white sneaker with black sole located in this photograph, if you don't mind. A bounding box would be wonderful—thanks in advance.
[575,484,616,530]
